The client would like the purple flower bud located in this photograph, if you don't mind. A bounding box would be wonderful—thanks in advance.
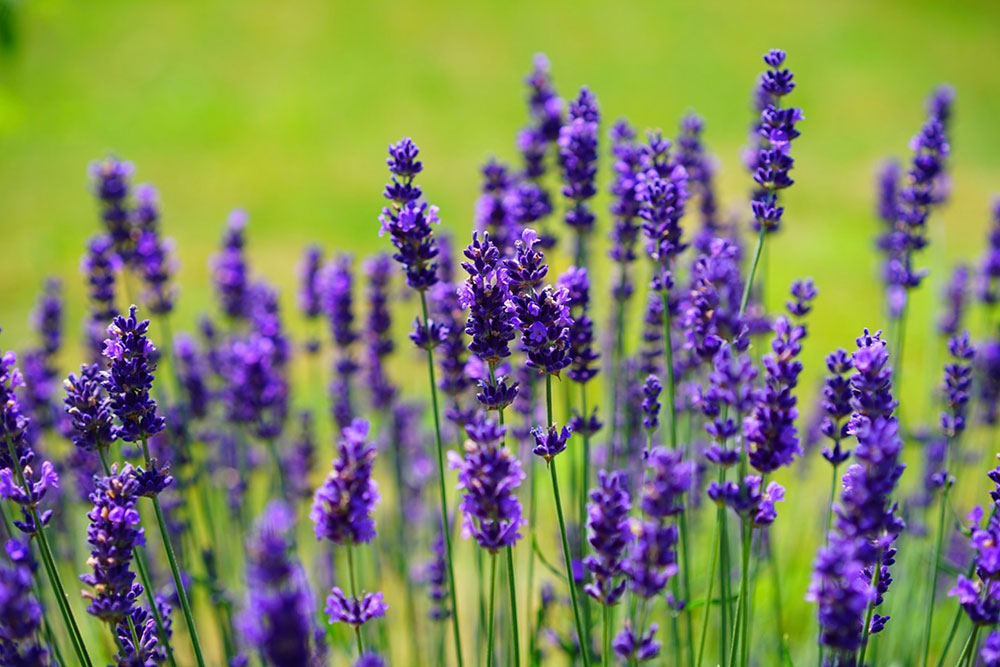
[941,331,974,440]
[311,419,379,546]
[531,424,571,462]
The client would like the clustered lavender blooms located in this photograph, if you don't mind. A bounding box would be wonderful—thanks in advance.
[583,470,631,605]
[559,86,600,255]
[325,255,360,429]
[0,541,51,665]
[949,461,1000,627]
[311,418,379,546]
[102,305,166,443]
[299,244,325,353]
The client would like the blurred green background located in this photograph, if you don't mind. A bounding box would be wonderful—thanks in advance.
[2,0,1000,662]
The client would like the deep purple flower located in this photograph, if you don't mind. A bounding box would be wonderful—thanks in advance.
[135,228,177,316]
[80,464,145,624]
[408,316,447,351]
[623,518,678,600]
[0,351,31,475]
[460,232,516,366]
[449,414,525,552]
[850,329,897,420]
[431,282,470,398]
[682,239,744,363]
[323,255,359,429]
[613,621,660,663]
[380,138,441,292]
[807,533,873,656]
[89,157,135,260]
[355,652,386,667]
[506,181,554,247]
[172,334,209,420]
[519,53,563,180]
[707,475,784,527]
[583,470,631,605]
[608,120,643,302]
[324,589,387,628]
[676,113,722,254]
[941,331,974,440]
[285,411,317,501]
[979,199,1000,305]
[819,349,854,466]
[63,363,118,452]
[102,306,165,442]
[983,630,1000,667]
[131,183,159,233]
[531,424,571,463]
[938,264,970,336]
[221,333,287,439]
[83,234,121,361]
[749,49,803,234]
[299,245,324,321]
[639,291,664,377]
[559,87,599,241]
[786,278,817,317]
[212,209,250,320]
[637,150,689,271]
[701,343,757,466]
[0,540,51,666]
[425,521,451,621]
[980,340,1000,426]
[363,253,396,412]
[475,159,515,250]
[113,603,165,667]
[311,419,379,545]
[558,266,599,384]
[240,502,324,666]
[641,375,661,433]
[641,447,693,519]
[949,468,1000,627]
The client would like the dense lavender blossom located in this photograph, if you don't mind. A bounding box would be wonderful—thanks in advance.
[638,291,664,377]
[212,209,250,320]
[112,603,165,666]
[63,363,118,452]
[938,264,970,335]
[172,334,209,419]
[89,157,135,260]
[637,141,689,279]
[324,589,387,628]
[941,331,974,441]
[984,631,1000,667]
[299,245,325,350]
[979,199,1000,305]
[701,343,757,466]
[519,53,563,181]
[819,349,854,466]
[583,470,631,605]
[324,255,359,429]
[749,49,803,234]
[613,621,660,663]
[608,120,643,302]
[431,283,471,400]
[475,159,515,250]
[676,113,721,253]
[83,234,121,360]
[425,522,451,621]
[558,266,599,384]
[850,329,897,420]
[460,232,516,366]
[102,306,165,442]
[222,337,288,442]
[0,541,51,666]
[531,425,571,463]
[132,187,177,315]
[641,375,661,434]
[807,533,873,657]
[559,87,599,243]
[364,254,396,411]
[80,464,145,624]
[380,138,440,291]
[949,464,1000,626]
[311,419,379,545]
[240,502,323,666]
[682,239,743,363]
[707,475,785,527]
[450,414,525,551]
[20,279,63,430]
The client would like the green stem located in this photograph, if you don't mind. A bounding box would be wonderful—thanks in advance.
[739,225,767,319]
[696,500,722,667]
[546,374,591,667]
[347,544,365,656]
[486,553,498,667]
[956,624,980,667]
[602,603,611,667]
[419,291,465,667]
[922,484,951,667]
[142,437,206,667]
[729,521,751,667]
[4,435,94,667]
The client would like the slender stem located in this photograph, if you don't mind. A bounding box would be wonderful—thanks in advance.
[719,504,731,667]
[824,463,838,547]
[486,553,498,667]
[4,435,94,667]
[477,547,486,664]
[956,625,980,667]
[696,501,722,667]
[609,270,627,452]
[739,225,767,319]
[546,374,591,667]
[770,542,787,662]
[602,603,611,667]
[729,521,751,667]
[419,291,465,667]
[923,485,951,667]
[347,544,365,656]
[142,437,206,667]
[126,613,142,655]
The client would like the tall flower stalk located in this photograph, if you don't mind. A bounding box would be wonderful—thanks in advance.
[379,137,464,666]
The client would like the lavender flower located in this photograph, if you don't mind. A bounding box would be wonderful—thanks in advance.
[949,465,1000,627]
[583,470,631,605]
[613,621,660,663]
[558,266,599,384]
[324,589,387,628]
[639,291,663,377]
[637,142,689,277]
[641,375,662,434]
[83,234,121,361]
[63,363,118,452]
[449,414,526,551]
[379,138,440,292]
[850,329,897,420]
[363,254,396,411]
[212,209,250,320]
[980,341,1000,426]
[299,245,324,322]
[356,652,386,667]
[425,522,451,621]
[80,464,145,624]
[240,502,324,665]
[807,533,873,657]
[285,411,317,501]
[431,283,470,399]
[132,183,160,233]
[608,120,642,302]
[102,306,165,442]
[475,159,515,250]
[701,343,757,466]
[559,87,599,240]
[819,349,854,466]
[172,334,209,420]
[749,49,803,234]
[519,53,563,181]
[89,157,135,260]
[460,232,516,368]
[979,199,1000,305]
[133,188,177,315]
[676,113,721,253]
[531,425,571,463]
[113,603,165,666]
[0,540,51,666]
[938,264,970,335]
[324,255,359,429]
[984,631,1000,667]
[311,419,379,545]
[941,331,974,441]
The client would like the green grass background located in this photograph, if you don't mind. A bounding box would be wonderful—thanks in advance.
[2,0,1000,664]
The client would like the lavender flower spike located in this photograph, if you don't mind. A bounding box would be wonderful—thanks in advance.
[0,540,52,665]
[559,86,600,247]
[102,305,166,443]
[583,470,631,605]
[311,419,379,546]
[212,209,250,320]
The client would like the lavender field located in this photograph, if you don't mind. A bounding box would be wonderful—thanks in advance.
[2,3,1000,667]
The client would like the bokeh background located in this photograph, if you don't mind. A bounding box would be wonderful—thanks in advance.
[2,0,1000,663]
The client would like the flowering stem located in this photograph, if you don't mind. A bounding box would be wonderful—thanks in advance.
[922,483,952,667]
[856,550,882,666]
[956,624,980,667]
[696,498,722,667]
[728,521,752,667]
[739,225,767,319]
[346,544,365,656]
[602,603,611,667]
[487,552,498,667]
[546,373,591,667]
[419,290,465,667]
[141,436,207,667]
[4,435,94,667]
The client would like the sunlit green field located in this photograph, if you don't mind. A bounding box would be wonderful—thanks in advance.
[2,1,1000,665]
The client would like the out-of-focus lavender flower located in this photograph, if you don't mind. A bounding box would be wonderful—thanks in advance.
[676,113,721,254]
[431,283,470,400]
[682,239,744,364]
[979,200,1000,305]
[941,331,974,441]
[83,234,121,361]
[240,502,324,666]
[519,54,563,181]
[212,209,250,320]
[0,540,51,666]
[701,343,756,467]
[608,120,643,304]
[979,340,1000,426]
[938,264,970,335]
[559,87,599,245]
[749,49,803,234]
[80,463,145,624]
[299,245,324,326]
[583,470,631,605]
[506,181,555,249]
[380,138,441,292]
[363,254,396,412]
[637,141,689,282]
[819,349,854,466]
[744,314,808,474]
[475,159,515,251]
[786,278,817,317]
[807,532,873,657]
[641,375,662,434]
[63,363,118,453]
[324,589,387,628]
[558,266,599,384]
[311,419,379,545]
[425,521,451,621]
[323,255,359,429]
[135,227,178,316]
[131,183,159,233]
[285,411,317,501]
[172,334,209,420]
[638,291,664,377]
[984,631,1000,667]
[355,652,386,667]
[32,278,62,361]
[20,279,63,431]
[222,333,288,440]
[450,414,525,551]
[89,156,135,260]
[102,306,166,442]
[613,621,660,663]
[949,462,1000,626]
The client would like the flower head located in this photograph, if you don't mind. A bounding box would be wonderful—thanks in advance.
[102,306,165,442]
[311,419,379,545]
[583,470,632,605]
[212,209,250,319]
[63,363,118,452]
[324,589,387,628]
